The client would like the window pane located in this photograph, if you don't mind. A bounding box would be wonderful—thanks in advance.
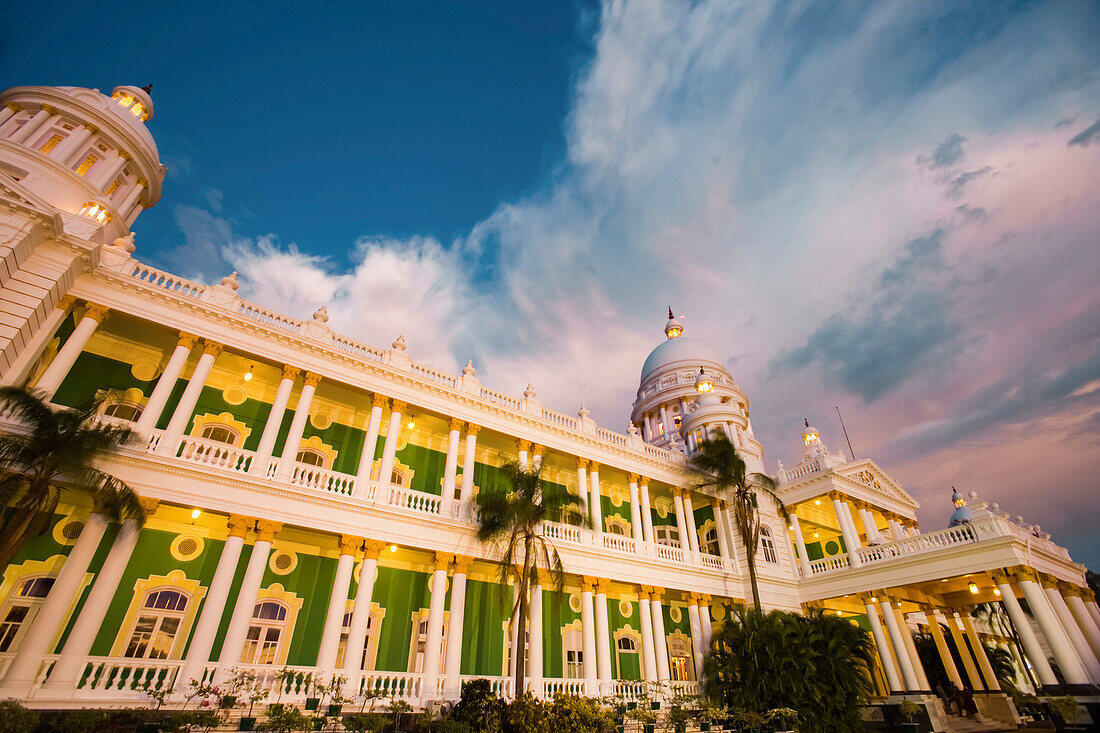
[19,577,54,597]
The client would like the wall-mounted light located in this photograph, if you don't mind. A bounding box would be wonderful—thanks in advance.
[968,581,980,594]
[191,509,201,519]
[389,543,398,553]
[244,364,254,382]
[871,596,878,603]
[993,588,1001,596]
[813,532,820,538]
[814,499,821,505]
[407,416,415,429]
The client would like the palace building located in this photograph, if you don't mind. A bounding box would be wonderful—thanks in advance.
[0,84,1097,730]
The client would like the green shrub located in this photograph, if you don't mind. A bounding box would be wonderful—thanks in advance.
[430,720,473,733]
[0,699,37,733]
[546,695,615,733]
[450,679,504,732]
[58,708,110,733]
[342,712,388,733]
[503,694,549,733]
[260,704,313,732]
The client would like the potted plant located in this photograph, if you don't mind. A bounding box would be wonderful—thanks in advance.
[767,707,798,733]
[731,708,767,733]
[1046,695,1083,731]
[897,699,921,733]
[389,697,413,732]
[238,673,267,731]
[625,704,658,733]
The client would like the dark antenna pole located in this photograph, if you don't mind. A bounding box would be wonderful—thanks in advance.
[835,405,856,460]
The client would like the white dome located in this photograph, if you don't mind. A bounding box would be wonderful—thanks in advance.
[640,336,725,382]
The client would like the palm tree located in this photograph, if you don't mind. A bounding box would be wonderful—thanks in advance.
[0,386,146,570]
[475,461,586,696]
[690,431,783,610]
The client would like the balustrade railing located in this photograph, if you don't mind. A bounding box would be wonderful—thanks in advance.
[290,464,355,496]
[127,262,205,298]
[176,436,254,473]
[75,657,182,695]
[237,302,304,333]
[603,533,636,554]
[653,543,686,564]
[807,554,851,575]
[387,485,443,515]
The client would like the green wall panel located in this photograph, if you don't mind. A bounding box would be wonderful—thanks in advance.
[460,578,508,676]
[372,566,429,672]
[542,591,580,679]
[53,352,155,410]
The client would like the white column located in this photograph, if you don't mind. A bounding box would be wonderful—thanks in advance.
[589,464,604,537]
[710,500,730,559]
[575,460,589,515]
[355,396,386,488]
[0,103,17,127]
[53,124,93,165]
[1065,591,1100,664]
[864,600,902,693]
[34,304,109,399]
[716,500,739,564]
[789,513,812,576]
[650,591,671,681]
[925,609,964,690]
[10,108,50,144]
[858,508,879,543]
[580,579,598,692]
[315,538,360,676]
[2,514,108,686]
[342,543,383,682]
[659,404,673,437]
[44,516,144,689]
[687,598,705,680]
[457,424,479,504]
[274,372,320,480]
[628,478,644,543]
[527,584,543,695]
[421,553,450,698]
[594,580,612,693]
[699,597,713,651]
[947,612,985,690]
[642,413,654,442]
[682,492,700,553]
[1086,593,1100,630]
[133,333,197,438]
[441,419,462,505]
[892,605,930,691]
[516,439,530,472]
[959,610,1002,690]
[639,480,655,544]
[887,519,906,542]
[1019,576,1091,686]
[881,599,919,691]
[157,341,222,455]
[994,577,1059,687]
[376,400,406,489]
[1044,582,1100,681]
[831,497,862,567]
[116,180,145,214]
[638,590,657,682]
[124,201,146,228]
[443,557,471,697]
[91,150,127,189]
[250,366,299,475]
[672,490,692,553]
[214,521,280,681]
[177,516,250,689]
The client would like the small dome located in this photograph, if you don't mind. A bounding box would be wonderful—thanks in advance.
[802,419,821,445]
[640,336,725,382]
[948,488,973,526]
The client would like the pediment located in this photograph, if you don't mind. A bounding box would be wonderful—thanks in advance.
[0,168,59,219]
[833,460,919,511]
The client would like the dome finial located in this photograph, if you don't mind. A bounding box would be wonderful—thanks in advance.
[804,417,810,428]
[141,84,153,95]
[668,306,674,320]
[664,308,683,339]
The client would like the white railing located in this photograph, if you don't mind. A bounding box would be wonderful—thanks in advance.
[290,464,356,496]
[127,262,205,298]
[479,386,521,410]
[176,436,254,473]
[76,657,182,695]
[460,674,514,698]
[351,671,422,701]
[387,485,443,515]
[666,680,700,696]
[856,523,979,566]
[540,408,578,429]
[237,302,304,333]
[808,554,851,575]
[410,363,457,388]
[543,521,584,545]
[331,334,387,363]
[612,680,649,702]
[542,678,591,697]
[595,427,628,447]
[699,553,726,571]
[603,533,636,554]
[653,544,685,564]
[777,457,824,484]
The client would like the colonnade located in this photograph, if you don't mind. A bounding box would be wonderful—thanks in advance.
[0,502,722,699]
[787,492,920,574]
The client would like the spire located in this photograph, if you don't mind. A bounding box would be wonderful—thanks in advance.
[664,309,683,339]
[141,84,153,95]
[668,306,674,320]
[804,417,810,428]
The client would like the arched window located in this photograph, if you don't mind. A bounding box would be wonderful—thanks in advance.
[0,576,54,652]
[408,616,446,674]
[296,448,327,468]
[668,637,695,681]
[608,523,627,536]
[336,610,377,670]
[104,401,144,422]
[563,626,584,679]
[200,424,239,445]
[655,525,680,548]
[391,470,405,486]
[242,601,288,665]
[124,589,188,659]
[759,526,777,564]
[615,633,641,680]
[702,527,720,556]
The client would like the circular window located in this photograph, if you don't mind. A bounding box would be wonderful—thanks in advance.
[609,489,625,508]
[170,534,205,561]
[618,599,633,618]
[569,593,582,613]
[669,606,683,624]
[655,500,669,519]
[53,517,85,545]
[269,550,298,575]
[711,603,726,621]
[824,540,840,556]
[310,412,332,430]
[131,359,160,382]
[223,386,248,406]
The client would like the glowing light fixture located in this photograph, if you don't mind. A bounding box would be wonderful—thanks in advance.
[191,509,201,520]
[871,596,878,603]
[407,417,415,429]
[968,581,980,594]
[836,610,843,616]
[695,368,714,394]
[993,588,1001,596]
[814,499,821,505]
[79,202,111,225]
[813,533,819,538]
[389,543,398,553]
[244,364,254,382]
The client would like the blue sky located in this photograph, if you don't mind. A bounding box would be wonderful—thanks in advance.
[4,1,1100,567]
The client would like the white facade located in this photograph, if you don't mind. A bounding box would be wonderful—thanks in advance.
[0,84,1097,729]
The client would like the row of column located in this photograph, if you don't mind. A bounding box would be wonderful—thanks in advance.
[31,301,748,555]
[788,493,921,575]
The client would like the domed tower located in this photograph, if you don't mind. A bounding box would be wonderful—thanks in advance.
[0,84,166,240]
[630,309,764,470]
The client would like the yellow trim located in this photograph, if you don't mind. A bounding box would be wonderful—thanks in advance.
[407,607,450,674]
[605,515,631,537]
[560,619,584,678]
[296,435,337,469]
[169,534,206,562]
[338,600,386,671]
[189,412,251,446]
[617,598,634,618]
[609,487,626,507]
[252,584,304,667]
[613,624,642,676]
[268,549,299,576]
[51,515,86,546]
[666,630,696,681]
[0,556,93,653]
[108,570,207,658]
